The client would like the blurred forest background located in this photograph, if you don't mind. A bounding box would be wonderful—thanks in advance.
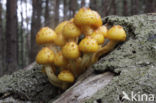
[0,0,156,77]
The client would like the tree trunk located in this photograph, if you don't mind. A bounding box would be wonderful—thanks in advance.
[54,0,60,26]
[44,0,50,26]
[30,0,42,63]
[18,0,24,68]
[123,0,128,16]
[5,0,18,74]
[0,14,156,103]
[69,0,78,17]
[89,0,97,10]
[81,0,85,7]
[112,0,116,15]
[63,0,68,20]
[0,0,2,75]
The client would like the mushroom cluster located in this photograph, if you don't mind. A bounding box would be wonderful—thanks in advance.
[35,8,127,89]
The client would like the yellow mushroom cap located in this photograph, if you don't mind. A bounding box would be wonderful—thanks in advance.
[58,70,74,83]
[80,26,94,36]
[36,47,55,64]
[54,51,67,67]
[91,32,105,44]
[96,26,108,37]
[107,25,126,41]
[79,37,99,53]
[62,42,80,59]
[74,8,102,28]
[55,21,68,34]
[63,21,81,38]
[36,27,57,45]
[54,33,66,46]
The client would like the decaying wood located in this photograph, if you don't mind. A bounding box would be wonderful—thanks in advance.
[53,71,114,103]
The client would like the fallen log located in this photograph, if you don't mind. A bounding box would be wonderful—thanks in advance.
[0,14,156,103]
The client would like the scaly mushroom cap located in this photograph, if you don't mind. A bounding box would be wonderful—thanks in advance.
[107,25,126,41]
[62,42,80,59]
[58,70,74,83]
[80,26,94,36]
[91,32,105,44]
[36,27,57,45]
[63,21,81,38]
[74,8,102,28]
[96,26,108,37]
[54,33,66,46]
[36,47,55,64]
[54,51,67,67]
[55,21,68,34]
[79,37,99,53]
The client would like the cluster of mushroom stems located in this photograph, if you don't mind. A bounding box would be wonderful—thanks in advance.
[35,8,127,89]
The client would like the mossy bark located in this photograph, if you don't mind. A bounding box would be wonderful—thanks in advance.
[0,14,156,103]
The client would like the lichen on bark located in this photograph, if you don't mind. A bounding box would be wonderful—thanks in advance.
[0,63,59,103]
[86,14,156,103]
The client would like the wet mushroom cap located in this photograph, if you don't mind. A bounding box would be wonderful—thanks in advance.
[36,47,55,64]
[107,25,126,41]
[62,42,80,59]
[36,27,57,45]
[74,8,102,28]
[79,37,99,53]
[58,70,74,83]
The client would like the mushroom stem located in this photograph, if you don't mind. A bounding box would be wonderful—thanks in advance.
[68,60,78,77]
[44,65,69,89]
[80,53,93,73]
[91,40,118,63]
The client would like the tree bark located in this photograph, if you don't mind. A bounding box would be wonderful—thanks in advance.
[5,0,18,74]
[0,14,156,103]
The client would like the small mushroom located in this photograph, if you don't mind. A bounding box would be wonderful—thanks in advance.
[62,21,81,42]
[58,69,75,83]
[54,51,67,67]
[91,32,105,45]
[62,42,80,76]
[36,47,55,64]
[62,42,80,59]
[54,21,67,47]
[36,27,57,52]
[74,8,102,36]
[74,8,102,28]
[79,37,99,72]
[36,47,64,88]
[95,25,108,38]
[92,25,126,63]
